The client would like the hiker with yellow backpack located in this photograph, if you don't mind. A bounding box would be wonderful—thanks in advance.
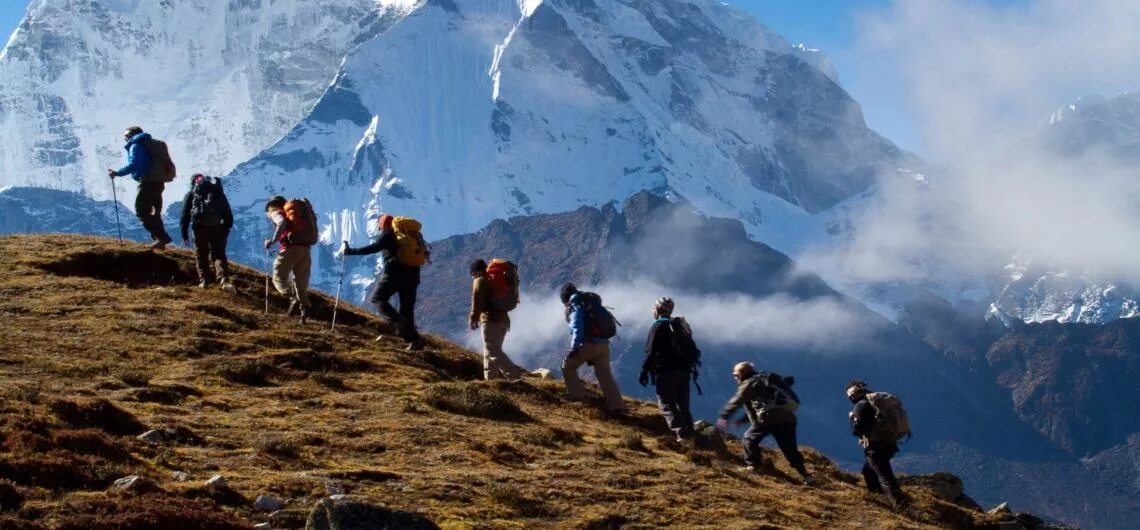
[264,195,318,323]
[344,214,428,351]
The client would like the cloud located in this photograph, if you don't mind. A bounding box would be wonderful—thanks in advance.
[816,0,1140,291]
[466,279,872,368]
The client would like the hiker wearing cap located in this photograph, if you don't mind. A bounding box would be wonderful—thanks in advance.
[344,214,426,351]
[846,380,909,508]
[179,174,234,291]
[107,126,174,250]
[639,297,697,442]
[469,259,527,379]
[264,195,316,322]
[717,362,814,484]
[559,283,628,415]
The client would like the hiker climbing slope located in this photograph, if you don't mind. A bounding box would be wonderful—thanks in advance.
[344,214,427,351]
[559,283,628,415]
[717,362,814,485]
[107,126,175,250]
[469,259,528,380]
[179,174,234,291]
[264,195,317,323]
[639,297,697,442]
[846,380,910,508]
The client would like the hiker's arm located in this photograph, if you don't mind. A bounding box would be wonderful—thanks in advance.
[469,278,487,326]
[719,381,752,420]
[346,230,393,256]
[179,193,193,241]
[568,304,586,351]
[116,142,146,177]
[219,193,234,229]
[641,323,663,372]
[268,211,287,244]
[850,401,875,437]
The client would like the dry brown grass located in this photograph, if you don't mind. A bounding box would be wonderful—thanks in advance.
[0,235,1017,529]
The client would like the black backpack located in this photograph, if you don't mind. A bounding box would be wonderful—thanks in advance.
[190,176,227,227]
[760,372,801,413]
[577,292,619,340]
[666,317,701,368]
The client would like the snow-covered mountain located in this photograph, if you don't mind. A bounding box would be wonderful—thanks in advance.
[0,0,397,203]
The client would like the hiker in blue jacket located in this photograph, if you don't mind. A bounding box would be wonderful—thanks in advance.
[107,126,172,249]
[560,283,627,415]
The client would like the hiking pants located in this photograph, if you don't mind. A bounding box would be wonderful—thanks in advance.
[744,422,809,477]
[272,245,311,307]
[655,369,694,439]
[135,181,171,242]
[374,276,419,341]
[562,342,627,413]
[192,224,230,284]
[863,442,903,500]
[482,320,525,379]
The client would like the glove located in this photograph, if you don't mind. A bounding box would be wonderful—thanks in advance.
[638,371,649,387]
[107,169,117,178]
[263,238,274,250]
[715,418,730,431]
[469,317,480,331]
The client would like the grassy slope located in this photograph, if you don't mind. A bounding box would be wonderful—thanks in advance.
[0,235,1006,529]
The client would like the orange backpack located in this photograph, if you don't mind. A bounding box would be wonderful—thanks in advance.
[485,259,520,312]
[283,199,319,246]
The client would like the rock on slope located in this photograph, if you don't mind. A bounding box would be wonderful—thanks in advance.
[0,234,1052,529]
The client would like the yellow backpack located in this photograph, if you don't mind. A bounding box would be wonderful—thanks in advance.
[392,216,430,267]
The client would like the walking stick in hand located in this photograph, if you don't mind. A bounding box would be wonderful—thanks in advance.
[109,175,123,246]
[330,241,347,332]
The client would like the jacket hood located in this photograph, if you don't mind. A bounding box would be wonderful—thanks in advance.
[125,132,151,147]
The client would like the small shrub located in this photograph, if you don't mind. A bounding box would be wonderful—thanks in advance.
[215,360,275,387]
[617,433,651,454]
[486,482,524,507]
[114,369,152,388]
[472,441,529,466]
[255,434,301,459]
[309,373,347,391]
[424,382,529,422]
[49,399,144,436]
[519,426,584,448]
[52,429,133,462]
[590,445,616,460]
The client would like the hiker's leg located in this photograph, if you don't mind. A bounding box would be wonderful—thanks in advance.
[291,246,312,307]
[589,344,627,413]
[372,277,400,323]
[677,372,694,438]
[191,225,213,283]
[655,370,687,438]
[773,423,809,477]
[861,452,884,494]
[211,225,231,282]
[134,182,159,239]
[150,182,171,242]
[867,444,903,501]
[742,426,767,467]
[560,348,590,399]
[481,319,510,380]
[397,282,419,341]
[271,250,294,297]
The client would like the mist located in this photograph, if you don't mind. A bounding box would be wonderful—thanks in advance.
[818,0,1140,289]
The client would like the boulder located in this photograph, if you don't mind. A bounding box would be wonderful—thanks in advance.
[171,471,191,481]
[109,475,159,494]
[255,494,285,512]
[305,497,439,530]
[206,474,228,489]
[137,429,164,443]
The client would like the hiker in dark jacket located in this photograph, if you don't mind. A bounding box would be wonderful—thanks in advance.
[639,297,695,442]
[107,126,173,250]
[344,214,424,351]
[180,174,234,291]
[847,380,907,507]
[560,283,627,415]
[717,362,813,484]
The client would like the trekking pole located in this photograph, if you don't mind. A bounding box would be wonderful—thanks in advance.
[330,242,347,332]
[110,177,123,246]
[264,248,271,316]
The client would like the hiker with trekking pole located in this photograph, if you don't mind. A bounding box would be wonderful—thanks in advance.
[107,126,176,250]
[343,214,427,351]
[264,195,317,323]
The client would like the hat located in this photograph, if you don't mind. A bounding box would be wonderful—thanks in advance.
[654,297,674,316]
[266,195,286,211]
[560,282,578,305]
[377,214,394,231]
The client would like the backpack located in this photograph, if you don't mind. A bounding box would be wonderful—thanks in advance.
[666,317,702,369]
[143,138,177,183]
[866,391,911,442]
[765,373,801,413]
[190,177,227,226]
[390,216,430,267]
[283,198,319,246]
[485,259,520,312]
[576,291,619,340]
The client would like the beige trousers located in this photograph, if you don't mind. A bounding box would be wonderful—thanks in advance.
[272,245,311,307]
[482,320,526,380]
[562,342,627,412]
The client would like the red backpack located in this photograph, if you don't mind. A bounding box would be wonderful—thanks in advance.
[485,259,520,312]
[282,198,319,246]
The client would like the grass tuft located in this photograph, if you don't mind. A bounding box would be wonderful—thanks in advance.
[424,382,529,422]
[254,434,301,459]
[214,359,276,387]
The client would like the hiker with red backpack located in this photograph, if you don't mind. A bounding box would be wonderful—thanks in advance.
[846,380,910,508]
[107,126,175,250]
[180,174,234,291]
[639,297,698,442]
[559,283,628,415]
[716,362,814,485]
[264,195,317,323]
[469,259,528,379]
[343,214,427,351]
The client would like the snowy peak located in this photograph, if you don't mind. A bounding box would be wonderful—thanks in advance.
[0,0,389,201]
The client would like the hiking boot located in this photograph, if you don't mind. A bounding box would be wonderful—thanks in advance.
[526,368,552,380]
[737,466,758,474]
[286,299,300,317]
[149,239,168,251]
[299,307,308,324]
[198,279,209,289]
[405,339,425,352]
[220,280,236,294]
[802,475,817,487]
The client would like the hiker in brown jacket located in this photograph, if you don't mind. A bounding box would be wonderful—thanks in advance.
[469,259,527,380]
